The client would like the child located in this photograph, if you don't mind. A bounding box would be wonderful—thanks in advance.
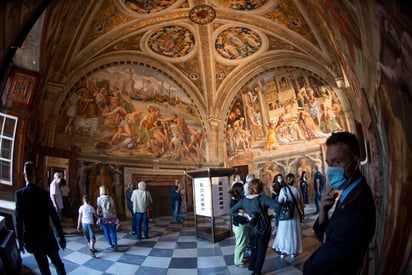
[77,195,98,258]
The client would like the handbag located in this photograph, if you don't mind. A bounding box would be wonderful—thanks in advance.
[279,186,305,222]
[249,197,272,237]
[278,200,294,220]
[146,206,153,220]
[145,191,153,221]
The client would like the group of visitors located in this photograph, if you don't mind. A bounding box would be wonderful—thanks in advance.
[230,171,307,269]
[14,132,376,275]
[229,131,376,275]
[77,184,121,256]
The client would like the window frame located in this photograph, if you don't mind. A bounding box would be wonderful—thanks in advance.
[0,112,18,185]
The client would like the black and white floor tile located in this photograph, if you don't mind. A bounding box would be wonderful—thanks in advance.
[20,204,320,275]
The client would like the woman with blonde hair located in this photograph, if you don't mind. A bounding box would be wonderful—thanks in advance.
[231,178,280,275]
[96,186,119,251]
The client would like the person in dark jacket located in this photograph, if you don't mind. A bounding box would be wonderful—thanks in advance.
[299,171,309,206]
[230,182,249,268]
[303,132,376,274]
[271,173,285,233]
[171,179,183,223]
[125,182,136,234]
[231,178,280,275]
[15,161,66,275]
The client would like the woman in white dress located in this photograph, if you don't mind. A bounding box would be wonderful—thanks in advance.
[272,173,304,258]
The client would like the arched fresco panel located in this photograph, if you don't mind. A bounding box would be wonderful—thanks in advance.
[226,68,347,158]
[56,65,204,162]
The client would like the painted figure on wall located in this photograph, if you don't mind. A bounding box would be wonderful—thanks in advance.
[226,68,347,159]
[57,66,204,162]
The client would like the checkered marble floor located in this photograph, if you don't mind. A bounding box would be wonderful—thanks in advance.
[20,204,320,275]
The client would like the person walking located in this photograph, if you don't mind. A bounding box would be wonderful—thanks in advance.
[50,172,64,219]
[15,161,67,275]
[125,182,136,234]
[303,132,376,274]
[231,178,280,275]
[171,179,183,223]
[272,173,304,258]
[313,165,324,214]
[131,181,153,240]
[230,182,249,268]
[96,186,119,251]
[77,195,98,258]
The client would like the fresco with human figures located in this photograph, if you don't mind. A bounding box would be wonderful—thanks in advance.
[226,69,346,158]
[56,65,204,162]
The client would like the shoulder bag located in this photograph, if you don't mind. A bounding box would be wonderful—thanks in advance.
[249,196,271,237]
[278,188,295,220]
[280,185,305,222]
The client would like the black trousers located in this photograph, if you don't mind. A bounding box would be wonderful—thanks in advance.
[248,232,271,274]
[33,249,66,275]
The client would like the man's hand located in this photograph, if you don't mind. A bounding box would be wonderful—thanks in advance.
[18,240,25,254]
[318,186,339,224]
[59,237,66,250]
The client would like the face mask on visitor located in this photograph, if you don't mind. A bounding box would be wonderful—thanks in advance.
[326,166,348,190]
[277,178,283,183]
[326,158,355,190]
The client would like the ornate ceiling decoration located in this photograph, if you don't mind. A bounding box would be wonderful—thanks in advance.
[38,0,336,119]
[189,5,216,25]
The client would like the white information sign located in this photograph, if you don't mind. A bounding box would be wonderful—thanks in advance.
[194,177,212,217]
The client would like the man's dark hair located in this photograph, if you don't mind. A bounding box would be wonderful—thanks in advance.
[273,173,283,183]
[23,161,36,182]
[326,132,360,157]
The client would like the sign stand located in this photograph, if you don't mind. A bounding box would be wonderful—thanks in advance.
[185,168,235,243]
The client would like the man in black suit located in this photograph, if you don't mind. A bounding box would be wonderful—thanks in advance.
[303,132,376,274]
[15,161,67,275]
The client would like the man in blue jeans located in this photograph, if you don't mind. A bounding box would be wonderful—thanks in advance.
[313,165,324,214]
[172,179,183,223]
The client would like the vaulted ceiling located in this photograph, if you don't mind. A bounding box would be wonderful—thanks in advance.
[12,0,344,116]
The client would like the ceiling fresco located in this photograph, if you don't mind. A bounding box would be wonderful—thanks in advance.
[125,0,178,13]
[215,27,263,60]
[147,25,195,58]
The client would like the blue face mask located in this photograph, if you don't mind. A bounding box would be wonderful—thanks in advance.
[326,158,355,190]
[326,166,348,190]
